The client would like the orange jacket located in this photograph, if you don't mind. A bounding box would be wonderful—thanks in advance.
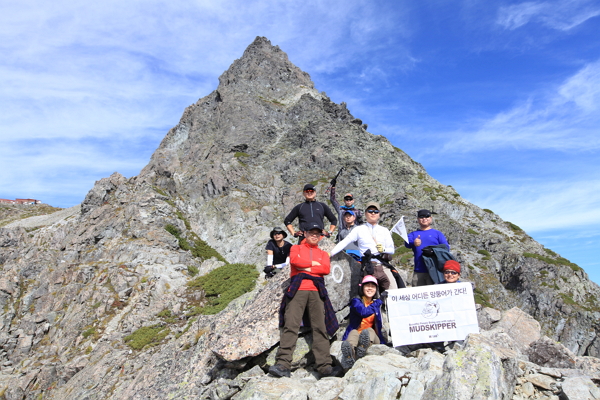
[290,241,331,291]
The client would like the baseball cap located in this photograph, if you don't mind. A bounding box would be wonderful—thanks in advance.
[343,210,355,216]
[365,201,380,210]
[360,275,378,286]
[304,222,322,232]
[303,183,316,191]
[417,209,431,218]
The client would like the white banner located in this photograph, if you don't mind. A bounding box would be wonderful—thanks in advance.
[391,216,409,244]
[387,282,479,346]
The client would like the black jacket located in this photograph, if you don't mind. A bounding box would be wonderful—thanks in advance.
[284,200,337,231]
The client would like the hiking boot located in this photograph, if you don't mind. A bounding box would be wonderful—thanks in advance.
[268,364,291,378]
[318,365,343,378]
[356,330,371,359]
[340,341,355,370]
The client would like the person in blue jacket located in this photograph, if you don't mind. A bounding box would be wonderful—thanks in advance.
[339,275,387,370]
[405,209,449,287]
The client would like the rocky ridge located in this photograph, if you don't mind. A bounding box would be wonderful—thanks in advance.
[0,36,598,399]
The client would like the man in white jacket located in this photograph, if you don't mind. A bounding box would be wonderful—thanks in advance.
[330,201,396,290]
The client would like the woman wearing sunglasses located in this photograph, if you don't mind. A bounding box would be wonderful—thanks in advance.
[440,260,462,283]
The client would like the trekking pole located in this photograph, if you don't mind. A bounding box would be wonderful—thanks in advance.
[324,167,345,195]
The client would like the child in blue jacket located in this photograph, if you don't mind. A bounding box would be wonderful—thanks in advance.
[340,275,387,370]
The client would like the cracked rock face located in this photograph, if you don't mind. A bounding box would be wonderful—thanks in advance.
[1,36,599,399]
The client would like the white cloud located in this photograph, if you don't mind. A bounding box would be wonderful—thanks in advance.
[457,179,600,232]
[439,59,600,153]
[497,0,600,31]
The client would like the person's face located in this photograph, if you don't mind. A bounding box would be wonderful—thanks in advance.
[273,232,284,241]
[344,213,356,226]
[418,216,432,229]
[362,282,377,298]
[444,270,460,283]
[365,207,380,224]
[344,196,354,207]
[303,189,316,201]
[304,229,322,245]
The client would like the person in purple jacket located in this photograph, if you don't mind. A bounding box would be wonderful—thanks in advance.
[405,209,449,287]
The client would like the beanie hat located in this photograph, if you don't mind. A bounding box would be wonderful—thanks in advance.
[443,260,461,273]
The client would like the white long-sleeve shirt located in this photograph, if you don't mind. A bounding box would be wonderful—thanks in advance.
[330,223,394,259]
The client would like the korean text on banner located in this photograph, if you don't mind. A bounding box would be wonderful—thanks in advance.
[386,282,479,346]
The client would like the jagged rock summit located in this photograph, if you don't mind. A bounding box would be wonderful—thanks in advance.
[0,36,599,399]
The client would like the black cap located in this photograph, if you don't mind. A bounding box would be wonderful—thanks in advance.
[417,209,431,218]
[270,227,287,239]
[303,183,316,191]
[304,222,322,232]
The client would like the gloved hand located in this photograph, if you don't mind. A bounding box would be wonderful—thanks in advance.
[376,243,385,253]
[330,178,337,187]
[263,266,276,278]
[379,291,388,301]
[323,231,331,238]
[293,231,304,238]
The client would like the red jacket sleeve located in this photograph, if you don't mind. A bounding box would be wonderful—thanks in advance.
[290,244,331,276]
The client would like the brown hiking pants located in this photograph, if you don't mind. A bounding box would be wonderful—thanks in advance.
[276,290,332,372]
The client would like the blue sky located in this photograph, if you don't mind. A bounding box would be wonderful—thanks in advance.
[1,0,599,286]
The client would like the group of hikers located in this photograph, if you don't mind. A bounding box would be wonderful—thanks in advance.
[264,181,463,378]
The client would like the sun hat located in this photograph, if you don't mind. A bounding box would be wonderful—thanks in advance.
[270,227,288,239]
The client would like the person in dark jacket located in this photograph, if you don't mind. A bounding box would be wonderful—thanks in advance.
[284,183,337,243]
[339,275,386,370]
[330,186,363,240]
[264,227,293,277]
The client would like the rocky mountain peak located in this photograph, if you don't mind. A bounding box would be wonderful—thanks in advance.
[218,36,315,98]
[1,37,599,399]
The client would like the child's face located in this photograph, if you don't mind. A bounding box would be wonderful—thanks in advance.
[444,270,460,283]
[363,282,377,298]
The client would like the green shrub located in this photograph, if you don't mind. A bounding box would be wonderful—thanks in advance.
[187,265,199,277]
[473,288,493,308]
[477,249,490,257]
[82,327,96,339]
[423,187,433,193]
[187,263,259,315]
[165,224,226,263]
[467,229,479,235]
[124,325,170,350]
[189,234,227,263]
[523,252,581,271]
[157,309,171,318]
[507,222,522,232]
[493,229,502,235]
[483,209,493,214]
[234,152,250,158]
[543,248,558,257]
[165,224,180,237]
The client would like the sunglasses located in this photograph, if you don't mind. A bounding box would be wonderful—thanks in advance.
[343,197,353,201]
[304,189,315,193]
[366,209,380,214]
[418,216,431,219]
[443,271,458,275]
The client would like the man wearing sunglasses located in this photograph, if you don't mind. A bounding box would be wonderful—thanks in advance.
[329,201,396,290]
[284,184,337,243]
[405,209,449,287]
